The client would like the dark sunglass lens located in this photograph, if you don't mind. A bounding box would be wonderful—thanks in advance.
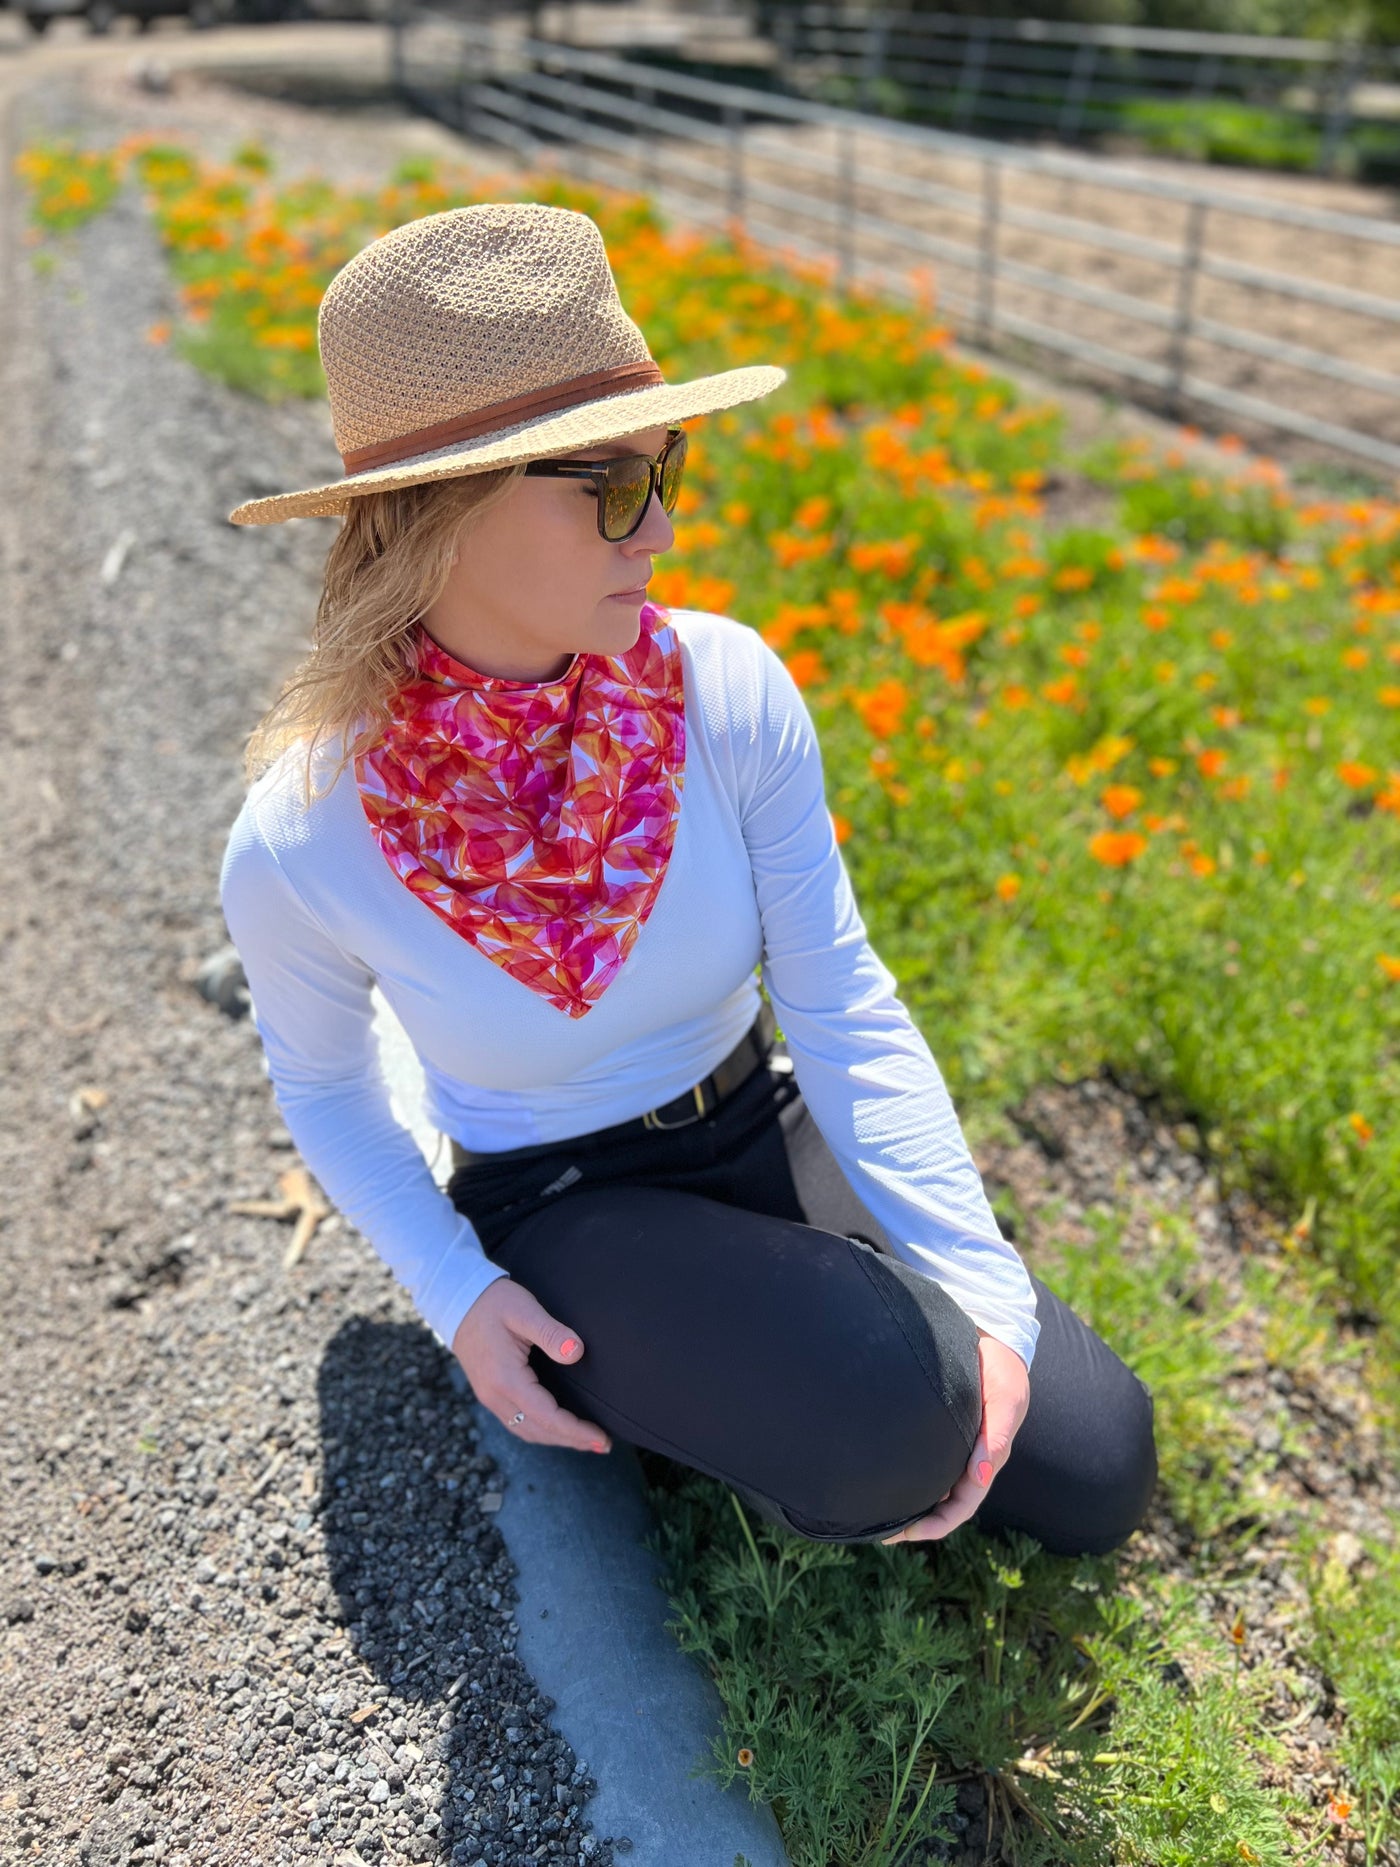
[660,432,687,514]
[601,458,651,541]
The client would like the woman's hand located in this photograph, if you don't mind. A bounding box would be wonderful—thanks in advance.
[880,1328,1030,1544]
[451,1278,613,1455]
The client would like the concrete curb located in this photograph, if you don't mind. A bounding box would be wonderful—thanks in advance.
[372,990,792,1867]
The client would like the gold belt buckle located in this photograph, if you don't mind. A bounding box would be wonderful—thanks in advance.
[642,1081,711,1131]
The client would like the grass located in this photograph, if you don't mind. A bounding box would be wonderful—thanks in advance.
[1106,99,1328,173]
[650,1479,1319,1866]
[1301,1531,1400,1863]
[17,131,1400,1864]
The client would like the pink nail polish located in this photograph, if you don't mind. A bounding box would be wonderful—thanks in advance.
[561,1338,578,1356]
[977,1460,993,1486]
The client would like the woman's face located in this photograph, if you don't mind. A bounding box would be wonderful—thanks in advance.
[420,423,677,683]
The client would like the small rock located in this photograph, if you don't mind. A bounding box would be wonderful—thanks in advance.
[126,56,171,95]
[99,531,137,589]
[1327,1531,1365,1575]
[194,945,250,1020]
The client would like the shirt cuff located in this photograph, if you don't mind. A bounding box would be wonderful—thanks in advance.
[415,1218,513,1352]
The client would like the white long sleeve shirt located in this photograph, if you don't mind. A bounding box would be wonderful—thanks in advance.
[219,607,1041,1369]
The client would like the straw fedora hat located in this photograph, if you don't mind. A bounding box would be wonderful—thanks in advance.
[227,201,787,525]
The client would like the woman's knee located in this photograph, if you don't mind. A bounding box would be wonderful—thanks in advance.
[985,1363,1158,1560]
[773,1248,984,1538]
[1072,1371,1159,1556]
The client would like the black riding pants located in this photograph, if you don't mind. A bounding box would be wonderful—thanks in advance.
[445,1049,1158,1556]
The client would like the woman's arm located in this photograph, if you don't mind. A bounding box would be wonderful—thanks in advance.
[737,636,1041,1372]
[219,808,510,1348]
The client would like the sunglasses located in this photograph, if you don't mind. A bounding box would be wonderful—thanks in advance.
[521,426,688,542]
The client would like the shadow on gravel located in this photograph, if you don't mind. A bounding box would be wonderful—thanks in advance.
[318,1319,567,1866]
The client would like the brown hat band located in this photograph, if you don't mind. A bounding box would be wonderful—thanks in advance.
[339,359,669,474]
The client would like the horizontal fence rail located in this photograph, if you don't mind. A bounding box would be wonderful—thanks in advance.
[766,6,1400,177]
[391,11,1400,477]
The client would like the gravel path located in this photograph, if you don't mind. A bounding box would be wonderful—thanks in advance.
[0,66,622,1867]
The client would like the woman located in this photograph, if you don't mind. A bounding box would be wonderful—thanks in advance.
[221,201,1157,1554]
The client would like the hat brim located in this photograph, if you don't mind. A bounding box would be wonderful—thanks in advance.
[227,364,787,525]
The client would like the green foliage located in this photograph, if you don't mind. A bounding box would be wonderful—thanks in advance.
[1301,1523,1400,1858]
[1116,98,1326,171]
[14,139,123,233]
[1080,442,1297,554]
[230,138,274,175]
[1030,1206,1276,1545]
[642,1469,1321,1866]
[1059,1578,1315,1865]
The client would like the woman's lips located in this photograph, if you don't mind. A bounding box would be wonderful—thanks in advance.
[607,584,649,602]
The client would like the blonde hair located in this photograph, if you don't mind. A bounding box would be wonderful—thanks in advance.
[244,464,526,799]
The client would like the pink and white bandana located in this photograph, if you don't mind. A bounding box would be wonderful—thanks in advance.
[354,600,686,1019]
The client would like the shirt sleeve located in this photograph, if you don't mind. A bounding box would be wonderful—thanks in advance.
[738,636,1041,1371]
[218,806,510,1351]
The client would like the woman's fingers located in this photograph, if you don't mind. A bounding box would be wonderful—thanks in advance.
[881,1336,1032,1546]
[880,1466,986,1543]
[452,1282,611,1455]
[496,1336,611,1454]
[490,1372,611,1453]
[489,1297,612,1454]
[971,1332,1031,1490]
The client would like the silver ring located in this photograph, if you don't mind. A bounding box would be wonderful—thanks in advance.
[510,1412,526,1426]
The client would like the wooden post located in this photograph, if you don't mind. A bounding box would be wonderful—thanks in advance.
[1318,40,1361,177]
[857,16,887,114]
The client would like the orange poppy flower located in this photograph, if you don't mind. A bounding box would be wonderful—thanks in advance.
[1089,831,1148,867]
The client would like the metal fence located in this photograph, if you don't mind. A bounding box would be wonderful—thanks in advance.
[391,11,1400,477]
[764,7,1400,176]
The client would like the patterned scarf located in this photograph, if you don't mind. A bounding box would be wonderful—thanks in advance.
[354,600,686,1019]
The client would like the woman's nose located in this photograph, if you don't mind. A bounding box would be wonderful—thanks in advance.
[631,488,675,554]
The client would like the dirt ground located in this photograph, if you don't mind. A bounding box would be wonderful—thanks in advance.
[0,19,1397,1867]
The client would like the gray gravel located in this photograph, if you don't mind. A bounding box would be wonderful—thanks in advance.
[0,73,620,1867]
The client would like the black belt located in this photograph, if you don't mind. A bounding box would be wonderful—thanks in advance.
[448,999,779,1171]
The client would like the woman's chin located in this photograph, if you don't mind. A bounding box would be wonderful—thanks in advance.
[592,600,646,647]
